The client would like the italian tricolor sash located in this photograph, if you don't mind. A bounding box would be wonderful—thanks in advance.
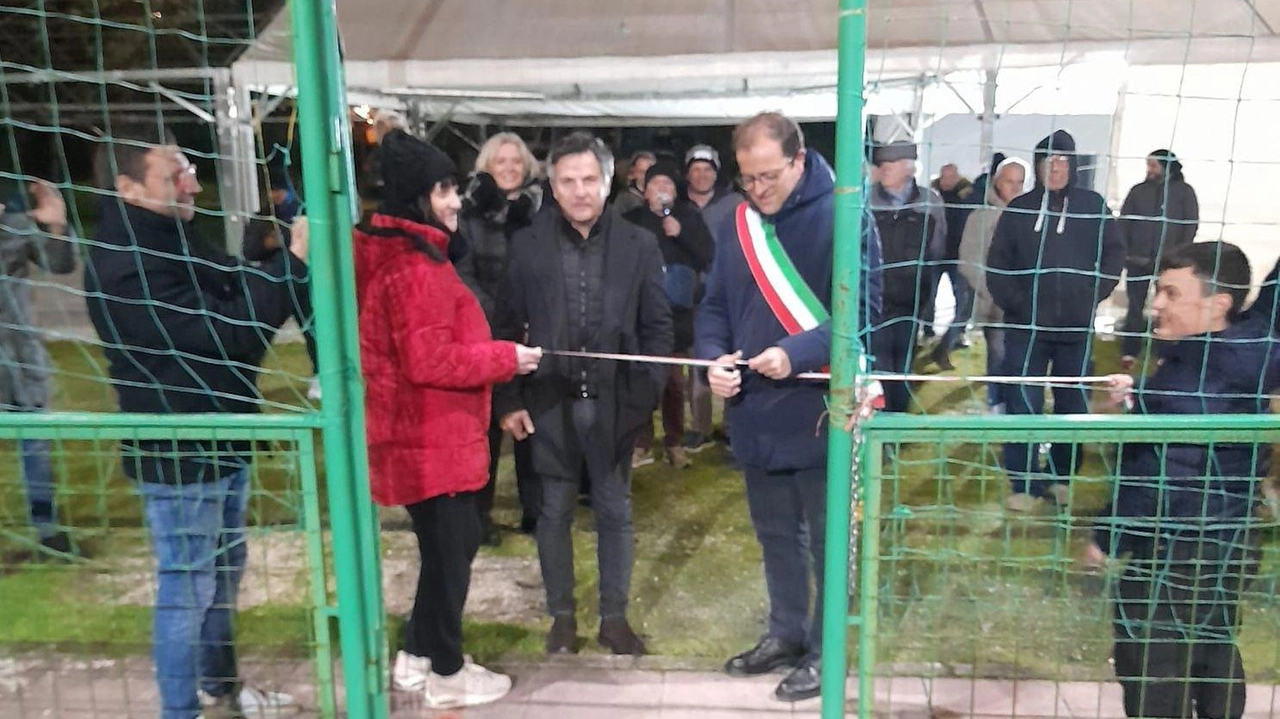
[735,202,829,335]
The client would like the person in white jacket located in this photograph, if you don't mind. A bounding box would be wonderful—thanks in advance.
[958,156,1029,413]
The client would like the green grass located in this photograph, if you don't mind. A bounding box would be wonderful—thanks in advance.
[3,335,1280,685]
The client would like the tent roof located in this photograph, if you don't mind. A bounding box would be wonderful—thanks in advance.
[233,0,1280,124]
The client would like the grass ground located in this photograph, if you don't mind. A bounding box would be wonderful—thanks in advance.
[2,336,1279,685]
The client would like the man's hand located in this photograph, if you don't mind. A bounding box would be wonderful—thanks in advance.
[1105,373,1134,409]
[501,410,536,440]
[289,216,310,262]
[707,351,743,398]
[748,346,792,381]
[1080,543,1108,568]
[662,215,681,238]
[28,181,67,232]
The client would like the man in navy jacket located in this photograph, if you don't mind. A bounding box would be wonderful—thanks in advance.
[987,129,1124,507]
[695,112,881,703]
[1091,241,1276,719]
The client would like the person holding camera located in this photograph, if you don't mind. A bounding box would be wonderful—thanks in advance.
[622,159,714,469]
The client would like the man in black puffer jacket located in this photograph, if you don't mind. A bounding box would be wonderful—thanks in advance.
[623,159,713,468]
[987,129,1124,506]
[1090,242,1276,719]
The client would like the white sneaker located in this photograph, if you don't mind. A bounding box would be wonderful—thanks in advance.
[199,686,296,718]
[306,377,323,401]
[422,658,512,709]
[392,650,431,691]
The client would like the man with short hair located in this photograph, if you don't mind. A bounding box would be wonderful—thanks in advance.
[612,150,656,214]
[927,162,976,369]
[86,125,309,719]
[868,141,946,413]
[1118,149,1199,369]
[623,159,713,469]
[495,131,672,656]
[1091,241,1273,719]
[697,111,881,703]
[987,129,1124,510]
[958,157,1029,412]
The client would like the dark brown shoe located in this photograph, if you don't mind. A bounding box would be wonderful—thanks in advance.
[546,615,578,654]
[598,616,647,656]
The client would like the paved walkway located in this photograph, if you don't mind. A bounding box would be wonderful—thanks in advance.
[5,655,1279,717]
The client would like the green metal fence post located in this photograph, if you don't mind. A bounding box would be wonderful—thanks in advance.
[821,0,869,717]
[291,2,388,717]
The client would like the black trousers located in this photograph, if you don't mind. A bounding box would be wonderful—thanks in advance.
[403,492,481,677]
[872,315,918,413]
[478,421,543,528]
[1113,530,1258,719]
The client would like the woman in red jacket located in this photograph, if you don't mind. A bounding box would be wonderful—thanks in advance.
[355,129,541,709]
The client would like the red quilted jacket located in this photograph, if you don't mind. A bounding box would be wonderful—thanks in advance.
[354,213,518,507]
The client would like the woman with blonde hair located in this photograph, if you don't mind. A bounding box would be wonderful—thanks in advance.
[455,131,545,546]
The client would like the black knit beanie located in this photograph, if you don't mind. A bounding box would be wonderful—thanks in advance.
[380,129,457,206]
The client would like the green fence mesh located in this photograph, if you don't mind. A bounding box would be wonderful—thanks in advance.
[0,3,379,718]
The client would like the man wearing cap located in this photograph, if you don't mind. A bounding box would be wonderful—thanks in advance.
[683,144,742,452]
[868,140,947,413]
[1118,149,1199,370]
[622,158,714,469]
[986,129,1124,510]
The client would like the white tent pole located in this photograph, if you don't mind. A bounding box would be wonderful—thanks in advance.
[978,69,998,171]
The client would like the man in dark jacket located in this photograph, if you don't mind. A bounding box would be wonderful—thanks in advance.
[86,125,308,719]
[987,129,1124,508]
[0,179,78,557]
[697,112,882,703]
[494,131,672,657]
[623,158,713,468]
[926,163,975,369]
[1090,241,1274,719]
[1118,149,1199,368]
[869,141,946,412]
[683,144,741,452]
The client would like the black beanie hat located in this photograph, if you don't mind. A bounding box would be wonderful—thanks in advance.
[644,159,682,188]
[380,129,457,206]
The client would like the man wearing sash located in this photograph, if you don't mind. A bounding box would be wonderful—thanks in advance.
[696,112,881,702]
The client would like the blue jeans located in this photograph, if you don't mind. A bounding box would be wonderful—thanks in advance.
[22,438,58,539]
[140,467,250,719]
[1002,331,1091,495]
[743,465,827,659]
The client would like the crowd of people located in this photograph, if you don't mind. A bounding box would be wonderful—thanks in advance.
[5,106,1276,719]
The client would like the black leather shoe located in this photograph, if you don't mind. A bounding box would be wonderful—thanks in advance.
[775,657,821,702]
[546,615,578,654]
[930,345,955,371]
[724,635,805,677]
[598,616,647,656]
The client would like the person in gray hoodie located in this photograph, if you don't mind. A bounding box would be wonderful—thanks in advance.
[958,156,1029,412]
[0,179,77,556]
[1118,149,1199,367]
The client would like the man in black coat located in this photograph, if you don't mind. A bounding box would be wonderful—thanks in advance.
[986,129,1124,508]
[85,125,308,718]
[1118,149,1199,368]
[622,158,713,468]
[494,131,673,656]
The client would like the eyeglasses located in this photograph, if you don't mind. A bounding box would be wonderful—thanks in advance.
[737,158,795,190]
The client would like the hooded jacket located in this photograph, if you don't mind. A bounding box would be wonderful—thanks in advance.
[355,213,518,507]
[695,150,883,471]
[688,185,742,242]
[957,182,1010,325]
[85,199,308,484]
[1095,314,1280,554]
[0,208,77,409]
[1119,171,1198,267]
[986,130,1124,337]
[455,175,543,320]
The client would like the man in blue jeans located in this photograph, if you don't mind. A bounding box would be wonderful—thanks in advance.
[86,125,310,719]
[0,179,78,557]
